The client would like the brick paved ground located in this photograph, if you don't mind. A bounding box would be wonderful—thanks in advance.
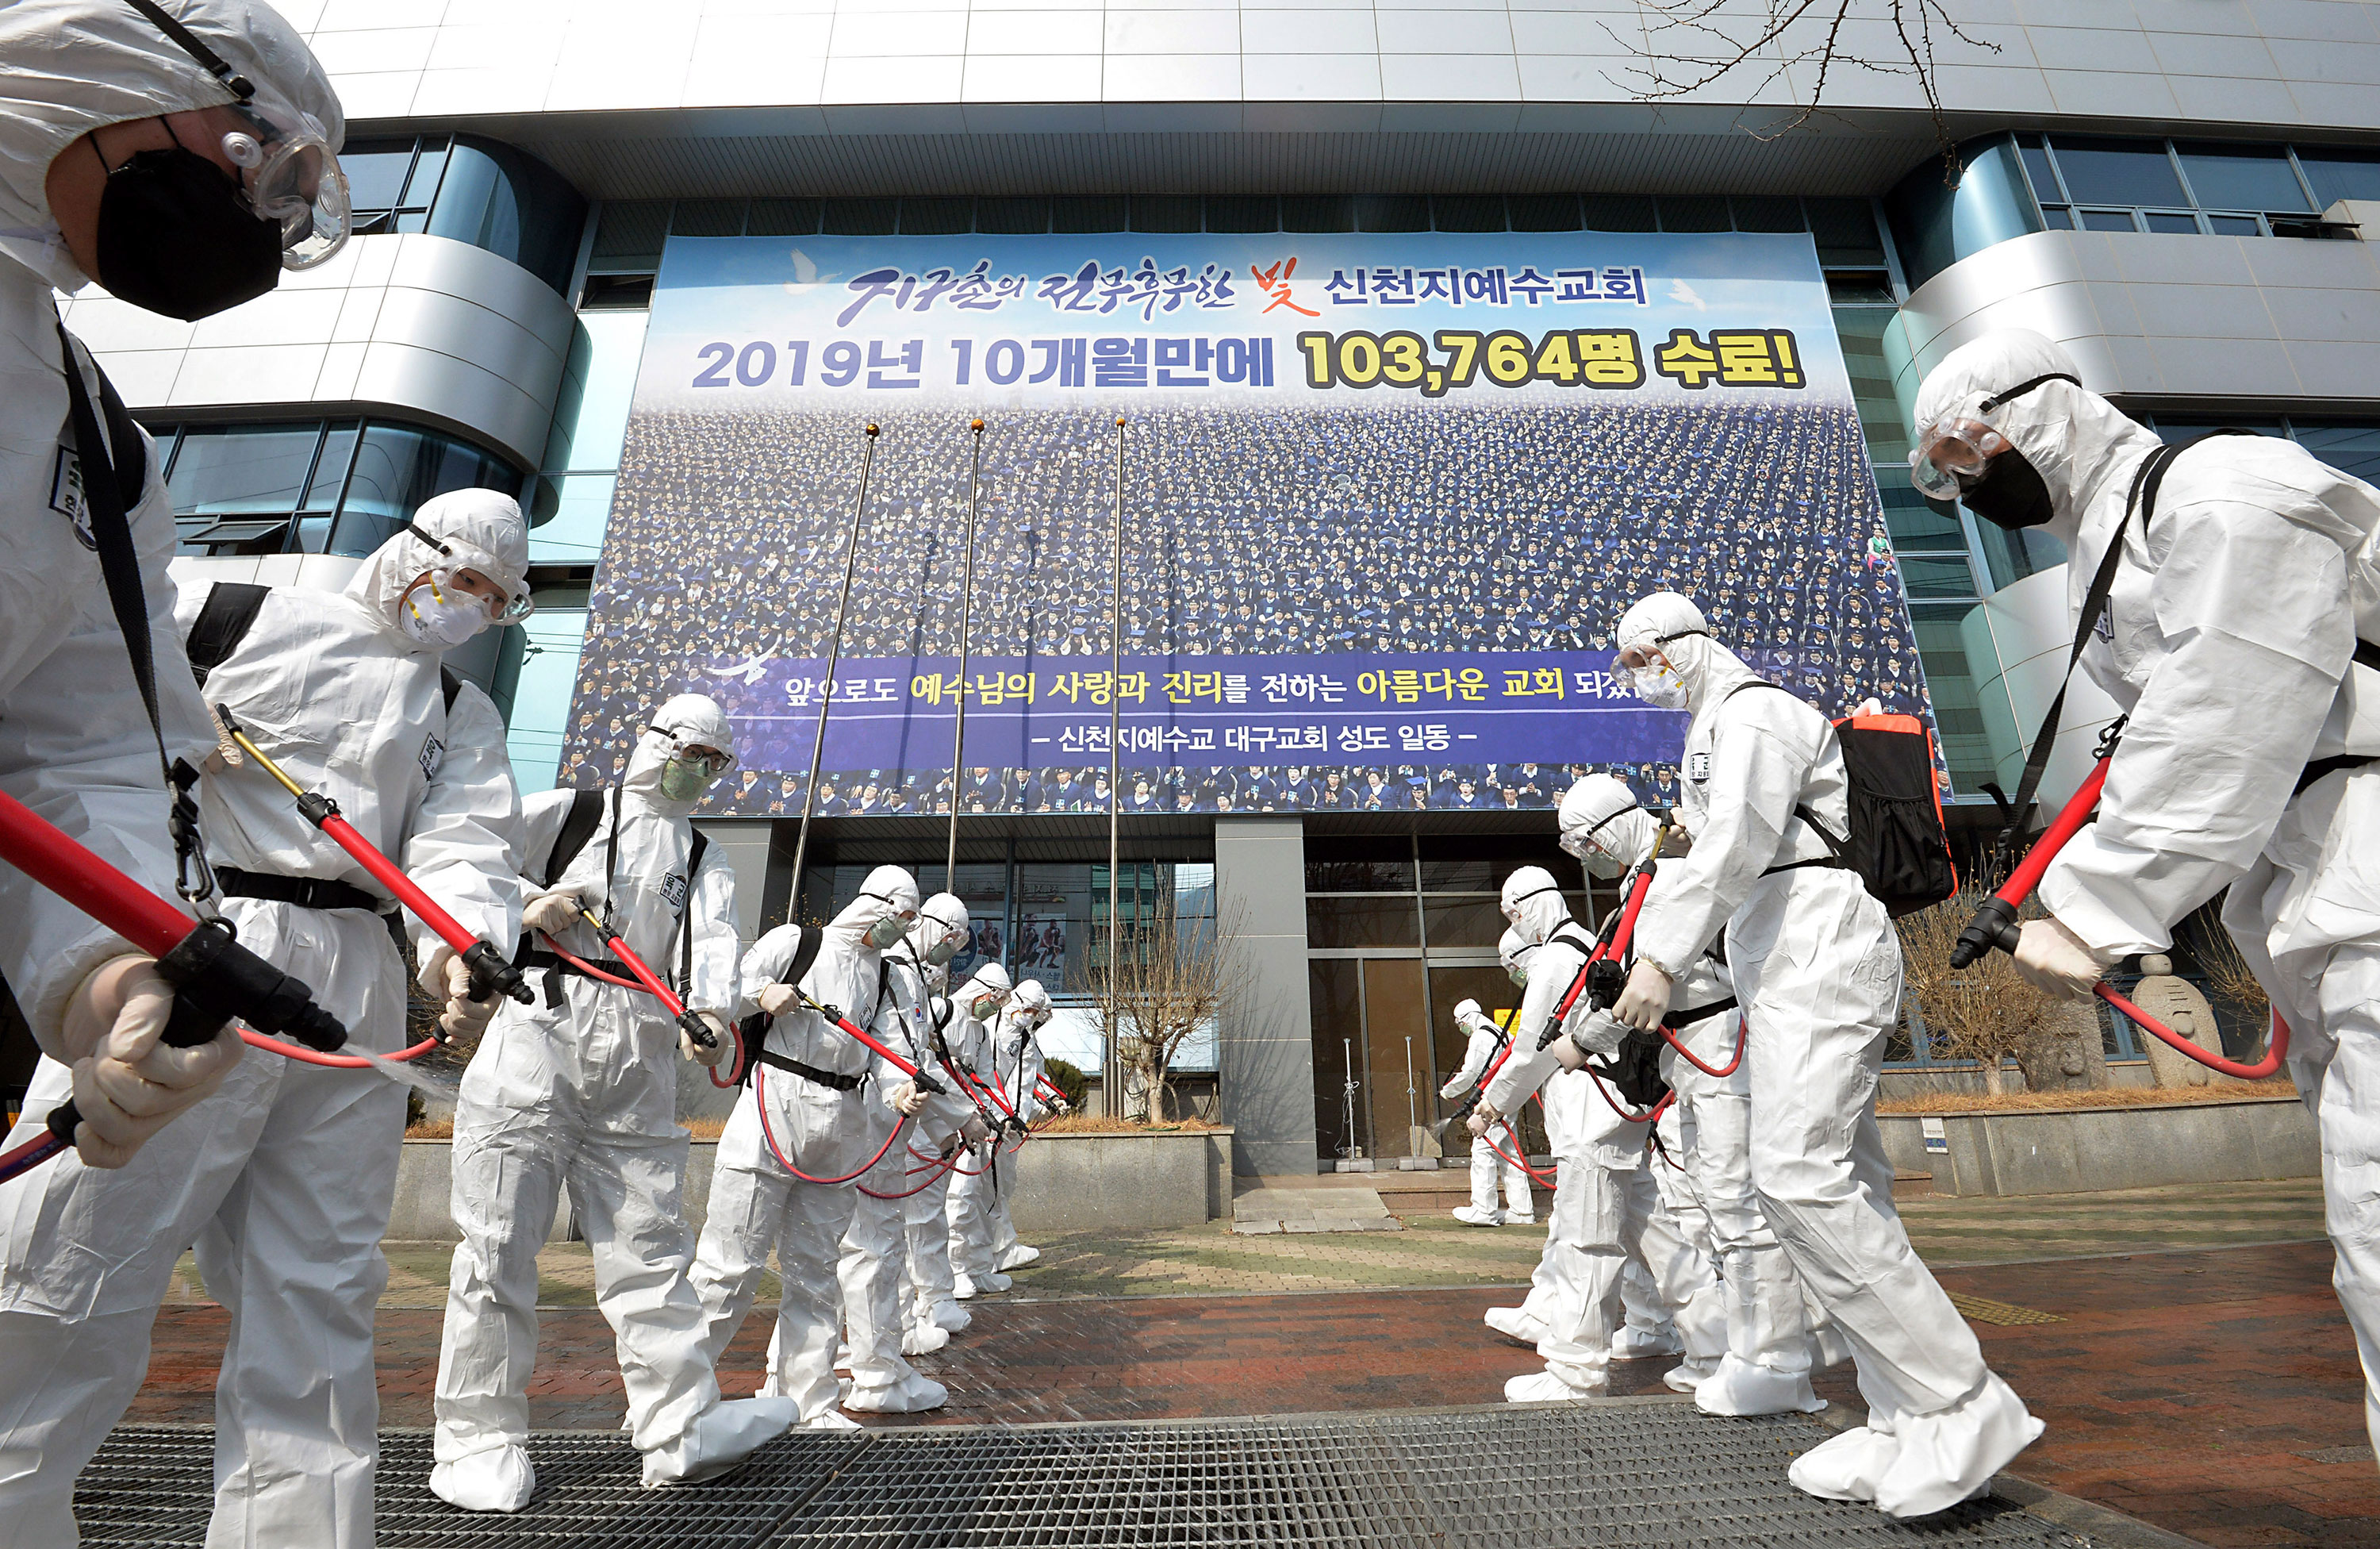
[132,1178,2366,1544]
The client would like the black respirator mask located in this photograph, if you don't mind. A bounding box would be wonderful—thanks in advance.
[1959,448,2057,531]
[91,130,281,321]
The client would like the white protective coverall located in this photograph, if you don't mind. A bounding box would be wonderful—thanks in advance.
[1484,870,1724,1402]
[1441,997,1534,1225]
[433,694,779,1509]
[1560,771,1823,1413]
[1916,329,2380,1455]
[0,0,340,1155]
[1617,590,2040,1516]
[0,496,525,1546]
[831,893,968,1411]
[689,867,919,1428]
[905,964,1011,1336]
[948,978,1051,1293]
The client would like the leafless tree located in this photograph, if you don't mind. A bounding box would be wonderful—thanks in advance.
[1094,886,1242,1124]
[1897,886,2060,1096]
[1610,0,1997,175]
[2189,899,2272,1031]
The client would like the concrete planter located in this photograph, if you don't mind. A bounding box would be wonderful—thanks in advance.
[1877,1095,2317,1197]
[385,1127,1231,1242]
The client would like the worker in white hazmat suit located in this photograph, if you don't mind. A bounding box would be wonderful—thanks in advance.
[906,963,1008,1338]
[1440,995,1534,1226]
[985,978,1055,1271]
[1560,772,1802,1408]
[1912,327,2380,1455]
[1605,590,2040,1516]
[0,0,351,1179]
[432,693,783,1509]
[0,489,527,1546]
[831,892,968,1411]
[1476,868,1715,1403]
[689,867,919,1428]
[948,978,1050,1295]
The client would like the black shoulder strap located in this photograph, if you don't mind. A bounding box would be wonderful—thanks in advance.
[2003,432,2258,834]
[186,582,270,688]
[788,925,823,992]
[53,317,209,902]
[543,787,608,889]
[440,666,463,713]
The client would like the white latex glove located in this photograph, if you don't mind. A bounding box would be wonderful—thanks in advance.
[1568,1009,1629,1059]
[59,955,243,1169]
[681,1011,731,1065]
[1051,1096,1070,1114]
[521,887,584,936]
[1549,1035,1589,1071]
[887,1079,928,1116]
[2013,917,2104,1003]
[1611,959,1674,1032]
[961,1113,992,1146]
[420,945,499,1039]
[1438,1078,1465,1101]
[1466,1097,1501,1137]
[757,982,799,1018]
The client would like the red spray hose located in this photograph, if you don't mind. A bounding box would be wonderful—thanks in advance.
[1952,752,2289,1081]
[0,788,348,1182]
[1661,1014,1747,1078]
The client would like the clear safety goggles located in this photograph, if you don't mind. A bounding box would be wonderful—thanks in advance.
[219,90,348,269]
[1612,628,1706,675]
[1905,373,2078,499]
[405,525,533,622]
[967,989,1011,1017]
[1557,805,1636,863]
[663,741,732,778]
[859,889,919,928]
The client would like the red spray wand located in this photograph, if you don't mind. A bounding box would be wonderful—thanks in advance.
[573,904,720,1053]
[0,786,346,1178]
[216,707,530,1008]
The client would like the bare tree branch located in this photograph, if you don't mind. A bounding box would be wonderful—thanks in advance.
[1606,0,1999,179]
[1092,882,1242,1124]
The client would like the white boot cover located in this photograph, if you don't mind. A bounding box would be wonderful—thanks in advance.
[1871,1372,2043,1519]
[1695,1353,1827,1416]
[430,1444,536,1512]
[842,1370,950,1413]
[1505,1367,1603,1404]
[641,1397,790,1488]
[1484,1305,1547,1343]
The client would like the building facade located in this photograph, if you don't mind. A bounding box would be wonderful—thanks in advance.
[99,0,2380,1176]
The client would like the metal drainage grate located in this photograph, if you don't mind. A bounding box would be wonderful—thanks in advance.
[1948,1293,2065,1328]
[80,1408,2106,1549]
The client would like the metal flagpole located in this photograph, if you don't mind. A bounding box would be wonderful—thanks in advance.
[1106,414,1125,1114]
[789,422,878,909]
[946,418,985,883]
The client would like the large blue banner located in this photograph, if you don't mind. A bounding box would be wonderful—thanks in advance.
[562,229,1927,816]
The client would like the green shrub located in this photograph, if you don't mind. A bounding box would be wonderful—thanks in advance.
[1042,1057,1088,1112]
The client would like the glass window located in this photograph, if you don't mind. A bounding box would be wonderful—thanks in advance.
[1729,195,1805,233]
[424,137,585,296]
[2297,149,2380,209]
[165,423,325,517]
[339,140,418,216]
[1355,194,1431,233]
[2176,143,2311,213]
[406,137,451,206]
[1422,898,1505,951]
[590,201,668,268]
[1306,896,1420,950]
[670,198,747,236]
[1505,194,1580,232]
[1895,554,1979,601]
[1281,195,1355,233]
[1050,196,1127,233]
[1431,195,1506,233]
[1129,195,1201,233]
[1972,521,2066,590]
[2208,213,2263,236]
[2015,133,2063,203]
[898,198,972,235]
[1878,486,1967,552]
[2152,415,2286,446]
[332,424,520,557]
[2295,421,2380,484]
[1580,194,1658,233]
[1805,197,1887,265]
[2144,211,2201,234]
[1204,196,1278,233]
[1658,195,1731,233]
[2049,136,2188,207]
[821,198,898,236]
[976,197,1050,235]
[2079,209,2140,233]
[1831,306,1909,464]
[1304,840,1415,893]
[2039,205,2074,230]
[746,198,822,236]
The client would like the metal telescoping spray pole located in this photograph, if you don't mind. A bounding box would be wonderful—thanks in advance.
[946,419,984,882]
[1106,415,1125,1115]
[789,422,879,903]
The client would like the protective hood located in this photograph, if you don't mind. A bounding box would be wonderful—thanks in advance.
[1453,997,1484,1032]
[824,863,920,947]
[344,487,530,646]
[1616,590,1761,717]
[914,891,970,965]
[1498,925,1534,978]
[0,0,343,290]
[622,693,736,818]
[1559,772,1660,874]
[954,961,1012,1017]
[1912,329,2160,550]
[1499,864,1570,947]
[1007,978,1052,1035]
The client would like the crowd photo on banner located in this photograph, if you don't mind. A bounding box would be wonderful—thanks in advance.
[6,0,2380,1543]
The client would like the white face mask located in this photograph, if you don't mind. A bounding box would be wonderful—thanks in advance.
[398,580,489,648]
[969,993,1004,1020]
[1631,663,1688,710]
